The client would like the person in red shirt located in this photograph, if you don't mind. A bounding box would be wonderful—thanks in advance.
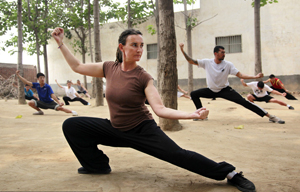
[263,74,297,100]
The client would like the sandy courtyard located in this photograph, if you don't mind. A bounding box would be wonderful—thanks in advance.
[0,95,299,192]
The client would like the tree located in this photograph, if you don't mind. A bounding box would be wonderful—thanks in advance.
[127,0,132,28]
[17,0,26,104]
[93,0,104,106]
[252,0,278,77]
[174,0,216,93]
[183,0,193,94]
[157,0,181,131]
[0,0,64,84]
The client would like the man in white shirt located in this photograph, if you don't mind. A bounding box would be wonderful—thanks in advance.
[55,80,90,106]
[241,80,294,110]
[179,43,285,124]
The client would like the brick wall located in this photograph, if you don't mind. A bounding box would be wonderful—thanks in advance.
[0,63,37,82]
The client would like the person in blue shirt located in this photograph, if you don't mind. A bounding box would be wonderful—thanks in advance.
[24,84,39,101]
[16,70,78,116]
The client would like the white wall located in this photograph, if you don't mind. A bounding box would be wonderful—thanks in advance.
[47,0,300,88]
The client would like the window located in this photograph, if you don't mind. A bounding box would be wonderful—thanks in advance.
[215,35,242,53]
[147,44,157,59]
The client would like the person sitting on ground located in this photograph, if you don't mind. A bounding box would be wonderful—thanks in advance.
[55,79,90,106]
[263,74,297,100]
[74,80,91,99]
[241,79,294,110]
[16,70,78,116]
[52,27,256,192]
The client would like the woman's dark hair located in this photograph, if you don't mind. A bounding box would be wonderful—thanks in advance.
[115,29,143,63]
[257,81,265,89]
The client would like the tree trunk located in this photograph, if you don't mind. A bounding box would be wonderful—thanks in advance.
[254,0,262,79]
[35,31,41,73]
[127,0,132,28]
[17,0,26,104]
[183,0,193,93]
[157,0,181,131]
[94,0,104,106]
[43,0,49,84]
[43,44,49,84]
[88,0,96,98]
[155,0,160,83]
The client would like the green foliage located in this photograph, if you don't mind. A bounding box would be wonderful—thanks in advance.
[173,0,196,5]
[0,0,66,56]
[187,17,197,28]
[251,0,278,7]
[64,0,121,56]
[117,0,154,26]
[147,25,156,35]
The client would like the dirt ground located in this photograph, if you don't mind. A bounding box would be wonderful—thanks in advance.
[0,95,299,192]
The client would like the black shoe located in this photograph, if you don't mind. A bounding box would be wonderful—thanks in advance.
[288,106,294,110]
[227,172,256,192]
[78,167,111,174]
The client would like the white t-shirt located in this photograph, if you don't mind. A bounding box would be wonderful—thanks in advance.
[197,59,239,92]
[246,81,273,97]
[62,86,77,99]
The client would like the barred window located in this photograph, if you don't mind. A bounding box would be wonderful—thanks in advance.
[147,44,157,59]
[215,35,242,53]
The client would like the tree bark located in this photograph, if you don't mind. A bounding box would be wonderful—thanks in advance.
[43,0,49,84]
[183,0,193,93]
[254,0,262,79]
[88,0,96,99]
[127,0,132,28]
[94,0,104,106]
[34,31,41,73]
[17,0,26,104]
[157,0,181,131]
[43,44,49,84]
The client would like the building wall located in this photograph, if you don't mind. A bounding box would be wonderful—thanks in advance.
[47,0,300,94]
[0,63,37,82]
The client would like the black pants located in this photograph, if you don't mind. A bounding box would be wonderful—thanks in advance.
[62,117,235,180]
[270,86,297,100]
[25,95,37,100]
[63,96,88,105]
[191,86,267,117]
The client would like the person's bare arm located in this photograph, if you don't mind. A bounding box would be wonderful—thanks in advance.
[51,27,104,77]
[81,84,88,92]
[55,79,63,89]
[33,94,39,100]
[179,43,198,65]
[240,79,248,87]
[75,92,82,98]
[145,80,209,120]
[279,82,289,92]
[51,94,64,106]
[16,70,33,86]
[236,72,264,79]
[177,85,188,94]
[263,79,270,84]
[271,90,286,97]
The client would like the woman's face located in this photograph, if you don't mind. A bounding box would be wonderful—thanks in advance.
[121,34,144,62]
